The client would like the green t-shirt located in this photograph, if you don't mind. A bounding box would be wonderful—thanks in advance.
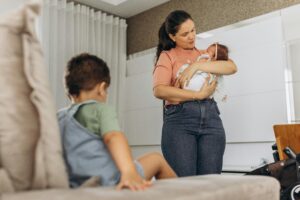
[74,101,121,137]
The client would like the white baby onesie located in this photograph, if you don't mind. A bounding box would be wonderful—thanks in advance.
[176,54,227,102]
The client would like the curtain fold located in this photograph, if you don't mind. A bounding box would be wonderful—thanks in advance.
[39,0,127,112]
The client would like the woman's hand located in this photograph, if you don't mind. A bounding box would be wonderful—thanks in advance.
[175,61,205,88]
[116,170,152,191]
[195,77,217,99]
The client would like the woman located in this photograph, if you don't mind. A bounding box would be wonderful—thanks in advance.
[153,10,237,177]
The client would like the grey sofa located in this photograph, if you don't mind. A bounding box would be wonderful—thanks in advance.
[0,1,280,200]
[2,175,279,200]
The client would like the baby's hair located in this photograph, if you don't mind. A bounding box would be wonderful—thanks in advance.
[65,53,110,97]
[209,43,229,61]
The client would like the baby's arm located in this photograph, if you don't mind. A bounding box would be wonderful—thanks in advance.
[103,132,151,191]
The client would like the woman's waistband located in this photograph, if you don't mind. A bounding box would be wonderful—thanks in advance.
[165,98,214,108]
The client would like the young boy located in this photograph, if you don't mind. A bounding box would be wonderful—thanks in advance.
[58,53,177,191]
[176,43,229,102]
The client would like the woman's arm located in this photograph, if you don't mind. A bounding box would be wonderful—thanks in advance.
[196,59,237,75]
[153,79,217,102]
[176,59,237,88]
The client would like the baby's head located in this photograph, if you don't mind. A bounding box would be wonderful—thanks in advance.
[65,53,110,102]
[207,43,229,61]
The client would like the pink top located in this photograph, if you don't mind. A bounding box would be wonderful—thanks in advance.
[153,46,203,104]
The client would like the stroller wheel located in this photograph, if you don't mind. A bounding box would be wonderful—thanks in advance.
[290,183,300,200]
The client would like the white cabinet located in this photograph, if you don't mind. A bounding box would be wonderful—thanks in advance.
[282,5,300,123]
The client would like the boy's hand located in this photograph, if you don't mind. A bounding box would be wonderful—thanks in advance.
[104,132,152,191]
[116,170,152,191]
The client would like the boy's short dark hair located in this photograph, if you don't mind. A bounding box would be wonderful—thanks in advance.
[65,53,110,97]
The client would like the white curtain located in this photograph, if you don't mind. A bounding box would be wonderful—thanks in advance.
[38,0,127,115]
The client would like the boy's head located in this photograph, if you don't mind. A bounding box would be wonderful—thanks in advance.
[65,53,110,102]
[207,43,229,61]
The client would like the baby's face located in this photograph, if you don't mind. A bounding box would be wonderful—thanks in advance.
[207,46,216,60]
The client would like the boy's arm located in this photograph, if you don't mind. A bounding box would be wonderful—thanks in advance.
[103,131,136,174]
[103,131,151,191]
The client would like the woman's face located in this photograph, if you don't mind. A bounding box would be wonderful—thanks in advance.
[170,19,196,49]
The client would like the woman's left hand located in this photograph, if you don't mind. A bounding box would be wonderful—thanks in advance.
[175,61,204,88]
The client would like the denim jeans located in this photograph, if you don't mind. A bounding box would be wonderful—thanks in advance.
[161,99,226,177]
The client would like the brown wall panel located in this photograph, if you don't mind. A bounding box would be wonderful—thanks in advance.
[127,0,300,55]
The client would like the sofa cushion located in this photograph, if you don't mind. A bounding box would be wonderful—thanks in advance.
[0,169,15,193]
[0,0,68,192]
[1,175,280,200]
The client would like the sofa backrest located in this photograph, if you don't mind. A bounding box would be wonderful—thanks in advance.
[0,0,69,193]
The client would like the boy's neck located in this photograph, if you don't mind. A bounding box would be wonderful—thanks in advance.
[73,92,105,104]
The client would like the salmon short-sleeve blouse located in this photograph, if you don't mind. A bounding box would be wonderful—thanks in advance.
[153,46,203,104]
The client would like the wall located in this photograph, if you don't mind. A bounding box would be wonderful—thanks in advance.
[196,12,286,171]
[127,0,300,55]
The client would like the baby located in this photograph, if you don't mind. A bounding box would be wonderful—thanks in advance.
[177,43,229,102]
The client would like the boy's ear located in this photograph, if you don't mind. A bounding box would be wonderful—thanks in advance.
[97,82,107,96]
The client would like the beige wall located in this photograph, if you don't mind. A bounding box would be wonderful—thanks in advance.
[127,0,300,55]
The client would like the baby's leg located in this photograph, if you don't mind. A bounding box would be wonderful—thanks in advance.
[137,152,177,180]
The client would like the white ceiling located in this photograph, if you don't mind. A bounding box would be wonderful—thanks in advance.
[73,0,170,18]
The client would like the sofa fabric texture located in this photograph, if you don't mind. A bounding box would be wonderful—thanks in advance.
[0,0,68,193]
[1,175,280,200]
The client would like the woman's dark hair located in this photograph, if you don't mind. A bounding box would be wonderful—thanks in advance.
[155,10,192,63]
[65,53,110,97]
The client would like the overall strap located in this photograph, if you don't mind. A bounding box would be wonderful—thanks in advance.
[67,100,99,117]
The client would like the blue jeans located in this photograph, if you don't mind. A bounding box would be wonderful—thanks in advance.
[161,99,226,177]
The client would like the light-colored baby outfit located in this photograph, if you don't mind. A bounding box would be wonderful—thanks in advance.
[176,54,227,102]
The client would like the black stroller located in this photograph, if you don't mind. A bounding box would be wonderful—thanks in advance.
[246,145,300,200]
